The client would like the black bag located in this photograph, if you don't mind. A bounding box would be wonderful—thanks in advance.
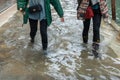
[29,5,42,13]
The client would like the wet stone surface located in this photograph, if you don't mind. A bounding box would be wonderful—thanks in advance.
[0,0,120,80]
[0,0,16,13]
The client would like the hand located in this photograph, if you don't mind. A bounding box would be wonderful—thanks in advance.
[19,8,23,11]
[19,8,24,13]
[60,17,64,22]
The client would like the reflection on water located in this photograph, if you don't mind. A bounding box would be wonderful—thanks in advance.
[0,0,120,80]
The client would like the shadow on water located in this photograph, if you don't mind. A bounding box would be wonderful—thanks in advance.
[0,0,120,80]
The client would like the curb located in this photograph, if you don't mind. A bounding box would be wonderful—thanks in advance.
[0,4,17,27]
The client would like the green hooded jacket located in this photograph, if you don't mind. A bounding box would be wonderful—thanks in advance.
[17,0,64,26]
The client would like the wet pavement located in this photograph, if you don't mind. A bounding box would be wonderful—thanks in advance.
[0,0,120,80]
[0,0,16,13]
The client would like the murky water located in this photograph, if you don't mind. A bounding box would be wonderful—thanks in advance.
[0,0,120,80]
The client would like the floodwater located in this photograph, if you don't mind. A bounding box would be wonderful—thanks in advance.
[0,0,120,80]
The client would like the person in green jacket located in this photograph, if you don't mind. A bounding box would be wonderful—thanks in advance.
[17,0,64,55]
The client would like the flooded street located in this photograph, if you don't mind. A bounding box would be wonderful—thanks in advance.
[0,0,120,80]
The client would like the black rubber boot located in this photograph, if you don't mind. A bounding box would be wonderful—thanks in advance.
[92,43,99,51]
[92,43,99,58]
[30,39,34,43]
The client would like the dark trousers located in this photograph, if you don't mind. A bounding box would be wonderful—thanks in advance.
[29,18,48,50]
[82,9,102,43]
